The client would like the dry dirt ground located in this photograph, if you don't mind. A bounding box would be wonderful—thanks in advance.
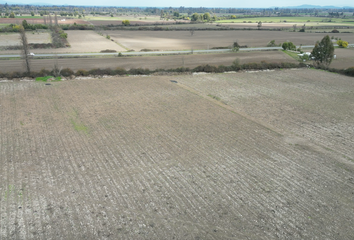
[331,48,354,69]
[103,30,354,51]
[0,32,51,47]
[0,30,126,54]
[0,51,297,73]
[0,70,354,239]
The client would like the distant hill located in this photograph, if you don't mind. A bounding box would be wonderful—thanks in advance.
[284,4,354,9]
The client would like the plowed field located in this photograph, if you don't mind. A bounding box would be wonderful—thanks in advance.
[1,70,354,239]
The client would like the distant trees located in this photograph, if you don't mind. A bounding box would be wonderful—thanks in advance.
[9,12,15,18]
[282,42,296,50]
[311,35,334,67]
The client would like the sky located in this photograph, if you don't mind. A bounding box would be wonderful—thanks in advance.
[2,0,354,8]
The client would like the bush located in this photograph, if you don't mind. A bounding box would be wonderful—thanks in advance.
[39,69,51,77]
[76,69,89,76]
[331,29,340,33]
[100,49,117,53]
[122,20,130,26]
[344,67,354,76]
[88,68,114,75]
[337,40,348,48]
[128,68,150,75]
[114,67,127,75]
[61,68,74,77]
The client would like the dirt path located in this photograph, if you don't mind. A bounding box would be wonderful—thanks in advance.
[0,73,354,239]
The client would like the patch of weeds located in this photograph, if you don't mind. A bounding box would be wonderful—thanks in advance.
[35,76,61,82]
[207,94,221,101]
[70,119,89,134]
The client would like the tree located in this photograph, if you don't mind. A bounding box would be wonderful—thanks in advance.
[191,13,199,21]
[282,41,296,50]
[311,35,334,67]
[203,12,210,21]
[257,21,262,30]
[22,20,29,29]
[19,26,31,74]
[9,12,15,18]
[31,11,34,16]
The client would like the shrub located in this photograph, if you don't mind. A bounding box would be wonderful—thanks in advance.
[331,29,339,33]
[122,20,130,26]
[114,67,127,75]
[61,68,74,77]
[128,68,150,75]
[88,68,113,75]
[76,69,89,76]
[344,67,354,77]
[39,69,51,77]
[337,40,348,48]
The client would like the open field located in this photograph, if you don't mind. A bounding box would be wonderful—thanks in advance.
[102,30,354,51]
[331,48,354,69]
[0,32,51,47]
[217,16,354,24]
[0,51,297,73]
[65,30,126,53]
[1,70,354,239]
[0,30,125,54]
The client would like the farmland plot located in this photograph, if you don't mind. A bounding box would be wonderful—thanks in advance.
[0,75,354,239]
[0,51,297,73]
[0,32,51,47]
[176,69,354,159]
[105,30,354,51]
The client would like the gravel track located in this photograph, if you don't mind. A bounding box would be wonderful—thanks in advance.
[0,75,354,239]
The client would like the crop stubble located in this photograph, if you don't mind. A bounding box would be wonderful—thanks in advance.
[0,73,354,239]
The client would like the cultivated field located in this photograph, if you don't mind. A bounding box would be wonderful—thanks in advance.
[0,70,354,239]
[0,32,51,47]
[103,30,354,51]
[0,17,88,25]
[331,48,354,69]
[0,51,297,73]
[65,30,126,53]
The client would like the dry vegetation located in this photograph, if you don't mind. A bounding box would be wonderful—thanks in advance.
[1,70,354,239]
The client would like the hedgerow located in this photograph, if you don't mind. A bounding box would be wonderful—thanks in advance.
[1,61,353,79]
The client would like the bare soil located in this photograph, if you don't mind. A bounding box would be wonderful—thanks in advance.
[0,51,297,73]
[0,32,51,47]
[103,30,354,51]
[0,71,354,239]
[331,48,354,69]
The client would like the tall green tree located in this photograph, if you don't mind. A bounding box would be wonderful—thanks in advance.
[311,35,334,68]
[191,13,199,21]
